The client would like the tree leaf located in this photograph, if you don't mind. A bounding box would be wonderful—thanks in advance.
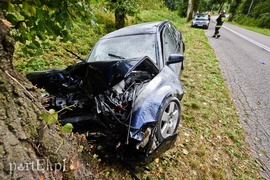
[61,123,74,133]
[77,145,84,153]
[29,6,36,16]
[7,2,14,12]
[183,149,189,155]
[22,2,30,12]
[40,109,58,124]
[6,14,17,25]
[33,40,41,48]
[40,113,56,124]
[36,8,44,19]
[27,42,38,49]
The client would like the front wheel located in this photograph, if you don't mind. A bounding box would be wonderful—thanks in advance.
[156,96,181,141]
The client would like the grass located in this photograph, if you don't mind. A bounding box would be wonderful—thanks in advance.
[13,2,262,179]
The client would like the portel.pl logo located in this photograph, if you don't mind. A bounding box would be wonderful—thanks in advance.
[9,159,66,174]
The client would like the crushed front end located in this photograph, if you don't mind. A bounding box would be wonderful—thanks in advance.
[27,57,178,163]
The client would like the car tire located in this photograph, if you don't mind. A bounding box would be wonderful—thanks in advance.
[156,96,181,142]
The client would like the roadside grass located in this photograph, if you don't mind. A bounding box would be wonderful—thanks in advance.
[163,25,261,179]
[13,3,262,179]
[132,10,262,180]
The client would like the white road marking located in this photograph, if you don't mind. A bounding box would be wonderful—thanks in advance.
[223,25,270,53]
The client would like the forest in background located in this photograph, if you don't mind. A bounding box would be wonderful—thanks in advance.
[165,0,270,28]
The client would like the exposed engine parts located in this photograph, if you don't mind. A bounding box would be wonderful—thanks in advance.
[27,57,179,163]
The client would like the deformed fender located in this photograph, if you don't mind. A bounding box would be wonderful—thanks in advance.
[143,133,178,164]
[130,66,184,139]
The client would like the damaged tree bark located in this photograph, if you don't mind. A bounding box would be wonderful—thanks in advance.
[0,10,87,179]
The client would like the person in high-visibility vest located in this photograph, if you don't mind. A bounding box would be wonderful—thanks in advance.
[212,10,227,39]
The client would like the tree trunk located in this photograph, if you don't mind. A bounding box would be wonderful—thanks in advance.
[186,0,194,22]
[247,0,254,16]
[0,11,87,179]
[115,8,125,29]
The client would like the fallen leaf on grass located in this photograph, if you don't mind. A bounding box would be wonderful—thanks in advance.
[70,160,80,170]
[183,149,189,155]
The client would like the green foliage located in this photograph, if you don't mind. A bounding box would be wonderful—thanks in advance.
[228,0,241,15]
[41,109,58,124]
[234,2,270,29]
[0,0,96,56]
[164,0,178,11]
[256,13,270,28]
[13,3,115,75]
[105,0,140,16]
[61,123,74,133]
[233,0,270,28]
[132,8,186,25]
[138,0,165,10]
[237,0,253,14]
[193,0,209,12]
[104,0,141,28]
[251,0,270,19]
[41,109,74,133]
[177,0,188,17]
[251,0,270,28]
[177,0,212,18]
[41,109,74,134]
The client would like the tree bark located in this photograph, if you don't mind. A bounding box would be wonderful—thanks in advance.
[186,0,194,22]
[247,0,254,16]
[0,10,87,179]
[115,8,125,29]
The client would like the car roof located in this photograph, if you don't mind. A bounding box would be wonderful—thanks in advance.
[100,21,168,39]
[195,13,208,16]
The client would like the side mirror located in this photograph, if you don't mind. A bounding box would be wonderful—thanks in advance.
[166,54,184,65]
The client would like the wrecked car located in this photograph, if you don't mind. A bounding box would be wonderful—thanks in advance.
[27,21,185,163]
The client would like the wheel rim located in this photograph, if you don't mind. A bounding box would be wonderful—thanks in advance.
[160,101,180,138]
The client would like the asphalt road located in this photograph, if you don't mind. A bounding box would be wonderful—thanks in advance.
[205,17,270,179]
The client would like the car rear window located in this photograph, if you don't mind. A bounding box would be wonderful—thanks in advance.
[195,14,208,20]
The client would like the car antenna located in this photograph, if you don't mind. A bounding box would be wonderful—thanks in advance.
[65,48,84,62]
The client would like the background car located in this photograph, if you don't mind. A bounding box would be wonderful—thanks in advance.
[191,13,210,29]
[27,21,185,163]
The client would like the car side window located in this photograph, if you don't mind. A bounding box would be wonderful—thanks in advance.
[170,24,182,52]
[162,25,178,62]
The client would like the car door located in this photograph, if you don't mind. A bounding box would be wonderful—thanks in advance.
[161,23,182,76]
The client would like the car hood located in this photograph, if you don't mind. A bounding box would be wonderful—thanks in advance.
[27,57,158,94]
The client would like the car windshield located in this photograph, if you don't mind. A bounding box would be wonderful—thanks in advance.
[86,34,157,64]
[195,14,208,20]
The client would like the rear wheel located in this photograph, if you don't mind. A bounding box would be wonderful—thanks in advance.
[156,96,181,141]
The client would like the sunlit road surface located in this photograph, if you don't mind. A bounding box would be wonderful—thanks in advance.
[205,16,270,179]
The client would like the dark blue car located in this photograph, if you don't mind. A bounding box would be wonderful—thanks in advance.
[27,21,185,163]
